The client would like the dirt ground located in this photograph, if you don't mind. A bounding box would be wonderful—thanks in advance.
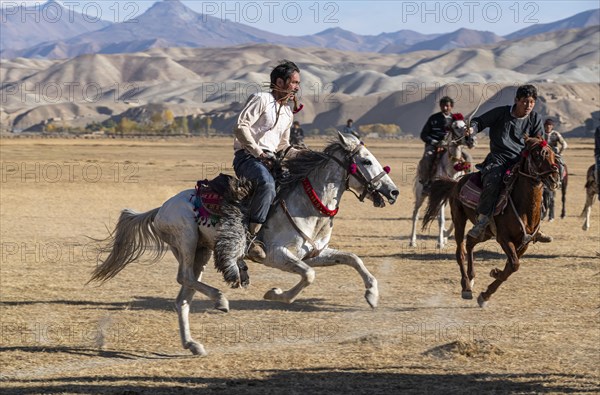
[1,136,598,394]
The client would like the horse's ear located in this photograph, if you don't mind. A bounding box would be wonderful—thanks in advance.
[337,131,356,148]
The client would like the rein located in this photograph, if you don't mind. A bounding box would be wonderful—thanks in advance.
[279,142,390,259]
[509,142,557,249]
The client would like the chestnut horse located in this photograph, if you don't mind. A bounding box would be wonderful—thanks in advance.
[422,137,560,307]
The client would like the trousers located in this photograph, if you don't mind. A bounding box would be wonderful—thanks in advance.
[233,150,276,224]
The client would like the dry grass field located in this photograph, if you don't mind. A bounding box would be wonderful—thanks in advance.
[1,136,598,394]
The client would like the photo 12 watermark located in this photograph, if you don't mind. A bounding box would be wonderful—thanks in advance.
[199,321,340,344]
[400,1,539,25]
[1,1,142,23]
[1,161,139,183]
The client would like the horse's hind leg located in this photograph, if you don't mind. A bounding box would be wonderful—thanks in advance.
[547,190,555,221]
[410,191,426,247]
[478,241,527,308]
[263,247,315,305]
[305,248,379,308]
[453,205,473,299]
[174,245,227,356]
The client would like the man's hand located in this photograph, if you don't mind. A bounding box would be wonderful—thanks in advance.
[258,151,276,170]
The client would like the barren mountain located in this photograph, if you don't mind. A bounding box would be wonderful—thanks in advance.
[3,1,596,59]
[0,0,111,52]
[1,26,598,136]
[506,9,600,40]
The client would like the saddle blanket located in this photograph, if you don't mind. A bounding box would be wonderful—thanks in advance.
[458,172,508,216]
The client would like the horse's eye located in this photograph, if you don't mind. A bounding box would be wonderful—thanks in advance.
[362,159,372,166]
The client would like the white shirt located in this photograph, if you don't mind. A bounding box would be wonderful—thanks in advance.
[233,92,293,157]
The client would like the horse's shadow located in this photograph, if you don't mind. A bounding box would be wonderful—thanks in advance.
[1,368,596,394]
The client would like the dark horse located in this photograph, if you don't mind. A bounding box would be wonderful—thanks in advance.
[542,162,568,221]
[422,137,560,307]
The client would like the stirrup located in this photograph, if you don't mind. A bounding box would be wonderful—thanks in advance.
[533,230,553,243]
[467,216,490,240]
[245,235,266,262]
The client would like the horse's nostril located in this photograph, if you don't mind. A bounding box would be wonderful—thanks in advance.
[391,190,399,196]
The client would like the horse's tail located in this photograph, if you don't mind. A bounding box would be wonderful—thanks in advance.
[88,207,166,284]
[213,203,247,287]
[421,178,458,230]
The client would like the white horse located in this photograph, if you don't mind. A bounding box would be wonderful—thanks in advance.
[409,115,475,248]
[581,164,597,231]
[89,132,399,356]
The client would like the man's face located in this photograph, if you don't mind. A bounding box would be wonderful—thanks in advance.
[277,71,301,95]
[440,102,453,115]
[544,123,554,133]
[514,96,536,118]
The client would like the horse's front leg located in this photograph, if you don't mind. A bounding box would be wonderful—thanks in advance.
[478,240,527,307]
[437,202,448,248]
[410,190,426,247]
[304,248,378,308]
[263,247,315,304]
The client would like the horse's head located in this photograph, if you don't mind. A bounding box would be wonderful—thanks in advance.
[448,113,476,149]
[522,136,560,190]
[336,132,399,207]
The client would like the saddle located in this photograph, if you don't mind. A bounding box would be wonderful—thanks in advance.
[192,174,253,227]
[458,172,511,216]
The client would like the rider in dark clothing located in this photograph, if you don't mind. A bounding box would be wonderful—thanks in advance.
[466,84,552,242]
[419,96,454,192]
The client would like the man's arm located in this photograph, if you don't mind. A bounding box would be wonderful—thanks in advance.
[557,132,568,154]
[528,112,544,138]
[234,94,265,157]
[470,106,503,135]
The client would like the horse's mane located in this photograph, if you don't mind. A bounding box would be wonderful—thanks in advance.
[278,140,349,196]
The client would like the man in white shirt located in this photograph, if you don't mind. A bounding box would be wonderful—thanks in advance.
[233,60,301,261]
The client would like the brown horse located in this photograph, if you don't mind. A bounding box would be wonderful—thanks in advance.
[422,136,560,307]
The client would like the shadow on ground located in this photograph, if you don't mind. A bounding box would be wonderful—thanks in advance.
[1,368,597,394]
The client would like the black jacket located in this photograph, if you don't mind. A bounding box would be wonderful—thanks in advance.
[420,112,452,146]
[472,105,544,165]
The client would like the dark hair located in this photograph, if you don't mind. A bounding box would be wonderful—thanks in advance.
[347,119,353,123]
[439,96,454,106]
[293,121,300,125]
[270,60,300,89]
[515,84,538,100]
[544,118,554,126]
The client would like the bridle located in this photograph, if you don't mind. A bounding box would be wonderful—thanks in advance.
[327,144,390,202]
[519,141,560,190]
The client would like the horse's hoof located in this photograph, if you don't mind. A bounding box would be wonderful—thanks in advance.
[186,342,208,356]
[582,225,589,231]
[264,287,283,301]
[477,293,488,308]
[365,289,379,309]
[462,291,473,300]
[214,297,229,312]
[490,268,501,279]
[409,241,417,248]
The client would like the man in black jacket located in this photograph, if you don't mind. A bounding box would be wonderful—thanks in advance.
[466,84,552,242]
[418,96,455,192]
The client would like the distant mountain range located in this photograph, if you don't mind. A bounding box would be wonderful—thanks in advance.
[2,25,598,136]
[1,0,598,59]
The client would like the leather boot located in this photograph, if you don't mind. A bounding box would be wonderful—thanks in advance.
[533,229,553,243]
[467,214,490,240]
[246,223,266,262]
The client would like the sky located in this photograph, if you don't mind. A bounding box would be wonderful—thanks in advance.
[0,0,598,36]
